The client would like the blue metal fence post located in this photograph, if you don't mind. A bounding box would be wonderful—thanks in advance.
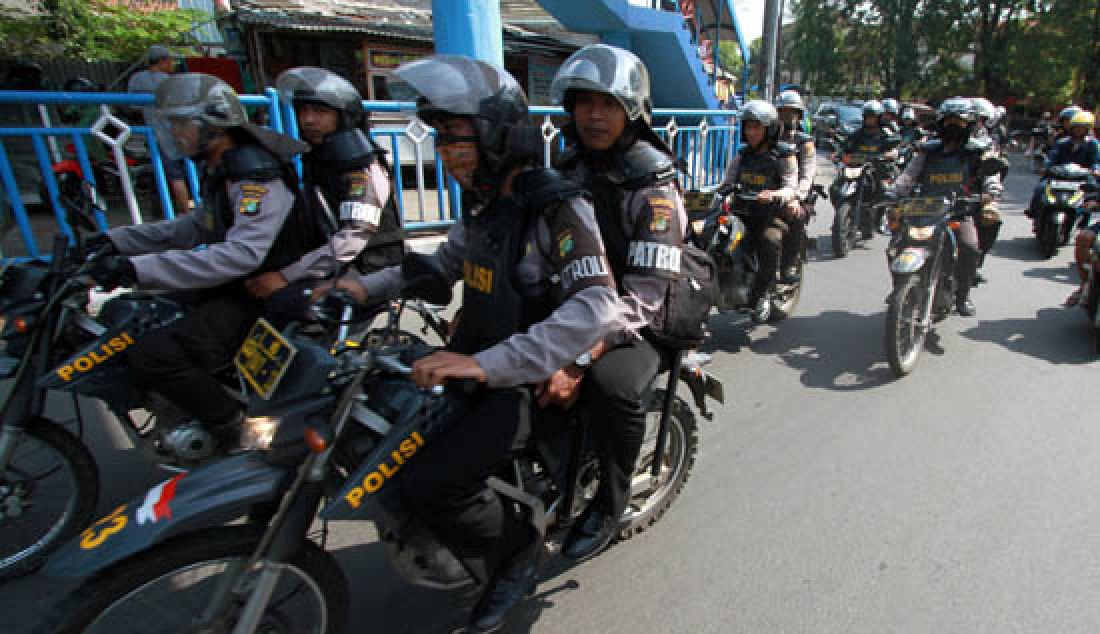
[0,141,39,258]
[432,0,504,66]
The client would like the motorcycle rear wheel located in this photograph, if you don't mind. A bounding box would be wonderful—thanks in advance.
[832,201,855,258]
[0,421,98,582]
[618,391,698,540]
[39,526,348,634]
[885,275,930,377]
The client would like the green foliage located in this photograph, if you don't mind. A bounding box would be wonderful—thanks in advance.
[788,0,1100,106]
[0,0,209,62]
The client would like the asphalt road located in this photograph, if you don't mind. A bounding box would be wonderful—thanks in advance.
[4,154,1100,633]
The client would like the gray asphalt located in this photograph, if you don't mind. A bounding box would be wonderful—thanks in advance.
[4,154,1100,633]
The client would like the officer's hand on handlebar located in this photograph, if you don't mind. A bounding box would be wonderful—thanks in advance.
[83,233,117,259]
[87,256,136,291]
[756,190,777,203]
[312,277,368,304]
[410,351,487,390]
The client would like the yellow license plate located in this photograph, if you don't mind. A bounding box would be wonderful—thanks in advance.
[234,318,297,400]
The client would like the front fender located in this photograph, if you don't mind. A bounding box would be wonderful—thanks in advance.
[890,247,928,274]
[44,452,290,579]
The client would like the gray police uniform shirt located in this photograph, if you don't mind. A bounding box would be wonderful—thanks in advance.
[563,162,689,343]
[107,177,296,290]
[782,131,817,199]
[357,195,626,389]
[280,161,390,282]
[715,150,798,202]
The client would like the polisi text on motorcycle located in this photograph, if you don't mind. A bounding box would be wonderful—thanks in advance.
[56,332,136,382]
[343,430,426,509]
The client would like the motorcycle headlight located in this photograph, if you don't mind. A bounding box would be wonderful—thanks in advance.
[691,219,706,236]
[908,226,936,241]
[239,416,280,451]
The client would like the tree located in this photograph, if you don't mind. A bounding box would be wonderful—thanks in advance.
[0,0,209,62]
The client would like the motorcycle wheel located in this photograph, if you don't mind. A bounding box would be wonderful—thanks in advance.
[884,275,930,378]
[832,201,855,258]
[770,257,804,321]
[617,390,697,540]
[38,526,349,634]
[0,421,98,583]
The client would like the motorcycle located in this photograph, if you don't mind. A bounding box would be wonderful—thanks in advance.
[36,258,724,633]
[0,185,441,582]
[687,185,821,322]
[830,149,899,258]
[883,192,982,377]
[1033,163,1093,259]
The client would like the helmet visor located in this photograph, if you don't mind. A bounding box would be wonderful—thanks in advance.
[276,67,360,111]
[551,46,648,119]
[388,55,524,117]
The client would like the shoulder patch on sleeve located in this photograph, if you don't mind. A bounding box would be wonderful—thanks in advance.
[238,184,268,216]
[645,194,675,233]
[345,172,370,199]
[557,229,575,258]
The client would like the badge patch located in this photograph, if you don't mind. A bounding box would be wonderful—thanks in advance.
[239,197,261,215]
[647,195,675,233]
[558,230,575,258]
[346,174,369,199]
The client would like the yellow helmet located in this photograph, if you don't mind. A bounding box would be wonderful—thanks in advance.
[1070,111,1095,128]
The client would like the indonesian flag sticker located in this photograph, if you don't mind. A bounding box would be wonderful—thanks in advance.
[135,473,186,525]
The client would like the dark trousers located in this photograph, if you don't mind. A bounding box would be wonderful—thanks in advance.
[399,387,533,585]
[746,214,789,300]
[581,338,662,522]
[955,217,980,300]
[127,292,261,425]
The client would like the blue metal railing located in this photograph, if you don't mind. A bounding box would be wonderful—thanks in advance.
[1,90,738,261]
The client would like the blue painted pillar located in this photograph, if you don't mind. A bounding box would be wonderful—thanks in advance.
[432,0,504,67]
[602,31,632,49]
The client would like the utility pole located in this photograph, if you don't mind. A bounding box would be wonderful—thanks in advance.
[759,0,782,100]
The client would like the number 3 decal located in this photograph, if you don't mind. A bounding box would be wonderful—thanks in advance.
[79,505,128,550]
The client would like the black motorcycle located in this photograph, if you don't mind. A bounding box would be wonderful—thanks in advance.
[1033,163,1092,259]
[883,193,982,376]
[36,258,724,633]
[0,186,437,582]
[688,185,821,322]
[830,150,898,258]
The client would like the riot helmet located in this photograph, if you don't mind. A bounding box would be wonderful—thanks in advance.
[882,98,900,116]
[1059,105,1082,127]
[551,44,653,125]
[774,90,805,131]
[153,73,247,160]
[276,66,365,133]
[936,97,975,144]
[740,100,780,148]
[971,97,996,125]
[388,55,536,193]
[900,107,917,124]
[862,100,885,117]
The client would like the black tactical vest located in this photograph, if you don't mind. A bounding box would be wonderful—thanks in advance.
[204,143,328,276]
[448,196,535,357]
[917,145,974,198]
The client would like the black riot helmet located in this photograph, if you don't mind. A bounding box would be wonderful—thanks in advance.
[388,55,538,194]
[276,66,365,130]
[153,73,247,160]
[740,99,781,147]
[551,44,653,125]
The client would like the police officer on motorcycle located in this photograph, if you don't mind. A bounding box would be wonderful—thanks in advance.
[1027,110,1100,224]
[899,107,927,145]
[544,43,688,562]
[892,97,1002,316]
[775,89,815,284]
[882,98,902,134]
[241,67,404,318]
[330,55,624,631]
[84,73,322,440]
[716,100,798,322]
[838,100,900,237]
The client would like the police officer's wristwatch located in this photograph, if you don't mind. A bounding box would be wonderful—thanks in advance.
[573,351,593,371]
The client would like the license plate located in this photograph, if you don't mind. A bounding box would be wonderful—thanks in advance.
[235,318,297,400]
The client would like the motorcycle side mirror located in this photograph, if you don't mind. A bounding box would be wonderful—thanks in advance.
[400,252,453,306]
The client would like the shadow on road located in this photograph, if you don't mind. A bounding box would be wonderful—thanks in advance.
[994,235,1048,263]
[1022,262,1076,285]
[959,306,1097,365]
[751,309,895,391]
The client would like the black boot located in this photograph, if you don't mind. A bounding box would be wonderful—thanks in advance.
[750,291,772,323]
[562,508,617,562]
[469,539,539,632]
[956,296,976,317]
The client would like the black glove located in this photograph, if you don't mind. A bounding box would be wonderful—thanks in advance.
[83,233,117,258]
[87,256,136,291]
